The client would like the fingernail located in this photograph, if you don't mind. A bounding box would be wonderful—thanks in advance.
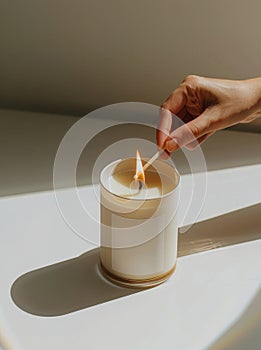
[166,138,179,152]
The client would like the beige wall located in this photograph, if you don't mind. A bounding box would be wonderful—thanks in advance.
[0,1,260,130]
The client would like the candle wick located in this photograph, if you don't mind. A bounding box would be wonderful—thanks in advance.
[138,180,143,190]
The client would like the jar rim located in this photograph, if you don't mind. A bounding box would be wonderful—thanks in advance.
[100,157,180,201]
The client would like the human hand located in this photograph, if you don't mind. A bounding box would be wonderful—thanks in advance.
[157,75,261,152]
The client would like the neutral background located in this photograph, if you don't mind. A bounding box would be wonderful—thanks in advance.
[0,0,261,130]
[0,3,260,350]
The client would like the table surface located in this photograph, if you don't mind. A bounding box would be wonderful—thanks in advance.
[0,123,261,350]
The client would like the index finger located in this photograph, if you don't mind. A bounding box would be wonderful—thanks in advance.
[157,86,187,149]
[156,107,172,149]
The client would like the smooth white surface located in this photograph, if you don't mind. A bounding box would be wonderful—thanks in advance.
[0,161,260,350]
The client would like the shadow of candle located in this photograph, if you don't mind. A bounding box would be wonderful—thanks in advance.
[11,248,139,317]
[11,203,261,318]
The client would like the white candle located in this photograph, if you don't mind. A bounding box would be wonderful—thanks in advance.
[99,157,180,288]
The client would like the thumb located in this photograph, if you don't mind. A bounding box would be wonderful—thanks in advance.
[165,113,212,152]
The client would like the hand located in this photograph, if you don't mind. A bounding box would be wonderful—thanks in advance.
[157,75,261,152]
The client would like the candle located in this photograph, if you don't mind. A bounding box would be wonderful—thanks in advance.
[99,153,180,288]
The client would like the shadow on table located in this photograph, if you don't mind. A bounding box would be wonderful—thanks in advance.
[178,203,261,257]
[179,203,261,349]
[208,288,261,350]
[11,248,140,317]
[11,203,261,317]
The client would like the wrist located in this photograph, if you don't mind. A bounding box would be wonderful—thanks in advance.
[245,78,261,110]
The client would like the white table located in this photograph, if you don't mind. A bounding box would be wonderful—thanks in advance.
[0,113,260,350]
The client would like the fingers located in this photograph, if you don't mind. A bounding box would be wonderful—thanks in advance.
[165,112,213,152]
[185,131,215,150]
[156,108,172,149]
[159,149,171,160]
[157,87,187,150]
[163,86,187,115]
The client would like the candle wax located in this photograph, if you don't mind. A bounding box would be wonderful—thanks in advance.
[109,168,175,200]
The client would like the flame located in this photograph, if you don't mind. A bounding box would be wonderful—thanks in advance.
[134,149,145,182]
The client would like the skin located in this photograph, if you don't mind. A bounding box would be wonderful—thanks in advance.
[157,75,261,153]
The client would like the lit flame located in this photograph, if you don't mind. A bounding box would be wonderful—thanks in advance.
[134,149,145,182]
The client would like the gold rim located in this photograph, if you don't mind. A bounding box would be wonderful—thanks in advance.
[99,261,176,289]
